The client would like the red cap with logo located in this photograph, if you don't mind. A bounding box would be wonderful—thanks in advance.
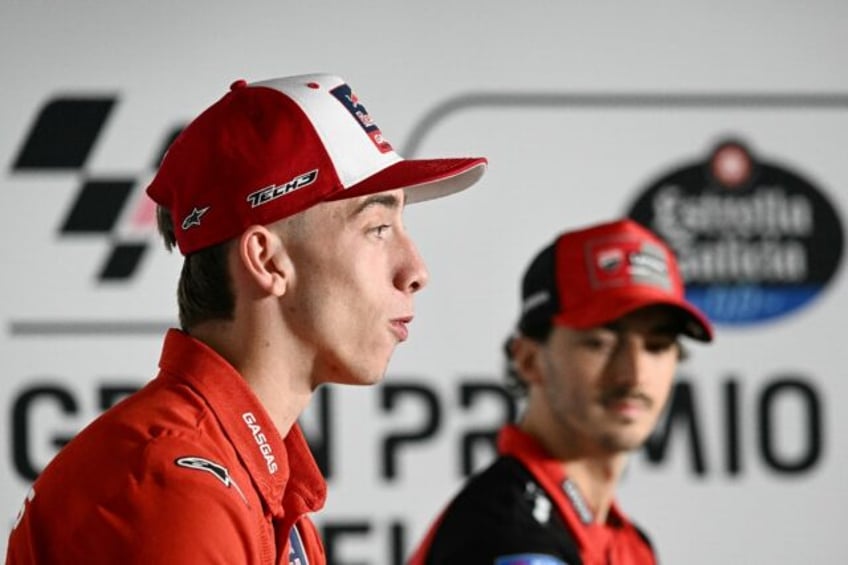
[518,219,713,341]
[146,73,487,255]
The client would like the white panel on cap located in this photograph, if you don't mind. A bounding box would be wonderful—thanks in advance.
[252,74,401,189]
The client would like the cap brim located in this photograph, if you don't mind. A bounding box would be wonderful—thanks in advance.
[327,157,487,203]
[553,289,714,342]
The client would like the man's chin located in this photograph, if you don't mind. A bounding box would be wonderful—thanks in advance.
[352,372,386,386]
[336,365,389,387]
[317,352,391,387]
[598,431,652,454]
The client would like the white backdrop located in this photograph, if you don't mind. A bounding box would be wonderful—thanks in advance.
[2,2,846,563]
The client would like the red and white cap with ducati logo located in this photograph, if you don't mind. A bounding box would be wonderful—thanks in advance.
[147,73,488,255]
[518,219,714,341]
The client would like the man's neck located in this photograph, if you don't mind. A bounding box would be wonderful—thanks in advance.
[188,321,314,438]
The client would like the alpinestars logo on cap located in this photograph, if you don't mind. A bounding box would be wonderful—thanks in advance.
[181,206,210,230]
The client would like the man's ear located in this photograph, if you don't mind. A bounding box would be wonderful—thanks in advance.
[237,225,291,297]
[511,336,546,387]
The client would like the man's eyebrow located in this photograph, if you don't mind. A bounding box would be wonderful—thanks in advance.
[350,193,402,217]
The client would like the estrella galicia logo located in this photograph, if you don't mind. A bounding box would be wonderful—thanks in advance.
[329,84,393,154]
[9,95,183,282]
[627,139,844,325]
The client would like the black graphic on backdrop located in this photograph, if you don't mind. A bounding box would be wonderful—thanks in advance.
[11,97,182,281]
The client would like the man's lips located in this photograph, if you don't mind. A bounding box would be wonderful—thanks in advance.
[390,316,413,342]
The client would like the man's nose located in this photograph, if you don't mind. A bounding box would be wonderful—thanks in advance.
[394,233,429,294]
[606,338,643,387]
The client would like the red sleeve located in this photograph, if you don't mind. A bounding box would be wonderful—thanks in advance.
[105,436,266,564]
[8,436,268,565]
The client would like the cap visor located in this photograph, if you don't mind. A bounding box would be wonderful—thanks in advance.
[328,157,487,203]
[553,290,714,342]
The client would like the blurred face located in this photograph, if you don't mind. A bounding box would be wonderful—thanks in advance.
[521,305,682,457]
[281,189,428,387]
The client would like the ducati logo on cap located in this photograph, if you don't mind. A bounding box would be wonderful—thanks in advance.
[181,206,210,230]
[591,241,672,291]
[597,249,624,272]
[330,84,393,154]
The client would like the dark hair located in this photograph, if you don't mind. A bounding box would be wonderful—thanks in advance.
[157,206,235,331]
[503,319,554,396]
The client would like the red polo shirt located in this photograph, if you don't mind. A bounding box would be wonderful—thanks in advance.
[6,329,326,564]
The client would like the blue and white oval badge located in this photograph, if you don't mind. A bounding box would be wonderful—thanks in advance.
[627,139,844,326]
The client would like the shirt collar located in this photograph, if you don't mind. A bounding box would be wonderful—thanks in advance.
[157,329,327,517]
[497,424,629,527]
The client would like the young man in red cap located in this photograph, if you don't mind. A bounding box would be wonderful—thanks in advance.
[409,219,713,565]
[6,74,486,565]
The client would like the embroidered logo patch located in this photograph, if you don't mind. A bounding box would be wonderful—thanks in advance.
[246,169,318,208]
[175,456,248,505]
[523,481,552,524]
[588,238,672,292]
[329,83,393,153]
[242,412,278,474]
[181,206,210,230]
[561,478,593,524]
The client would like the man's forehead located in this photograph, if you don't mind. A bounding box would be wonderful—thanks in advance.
[347,189,406,214]
[294,188,406,224]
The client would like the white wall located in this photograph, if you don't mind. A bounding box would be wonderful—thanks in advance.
[2,2,846,563]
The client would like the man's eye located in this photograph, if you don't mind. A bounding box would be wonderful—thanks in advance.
[371,224,391,237]
[582,336,615,351]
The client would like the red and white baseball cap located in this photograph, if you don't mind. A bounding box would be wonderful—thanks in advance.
[147,73,487,255]
[518,219,713,341]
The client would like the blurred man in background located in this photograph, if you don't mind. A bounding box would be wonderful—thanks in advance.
[410,218,712,565]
